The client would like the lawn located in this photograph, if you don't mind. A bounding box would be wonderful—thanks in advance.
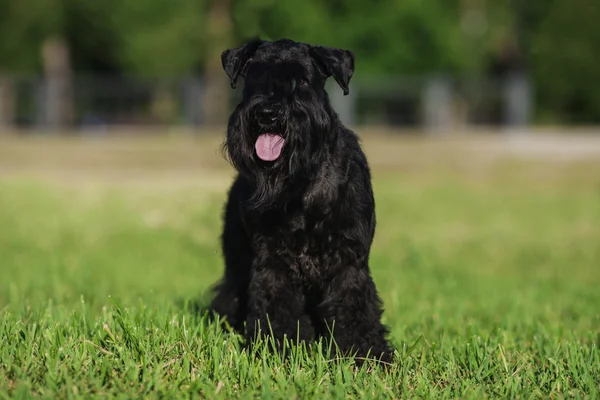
[1,133,599,398]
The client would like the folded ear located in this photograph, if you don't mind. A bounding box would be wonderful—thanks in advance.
[221,38,266,89]
[309,45,355,95]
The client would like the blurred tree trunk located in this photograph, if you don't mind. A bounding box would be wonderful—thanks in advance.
[202,0,233,128]
[0,72,15,132]
[151,81,177,125]
[41,36,74,131]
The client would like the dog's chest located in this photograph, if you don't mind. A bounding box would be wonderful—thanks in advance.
[269,213,339,283]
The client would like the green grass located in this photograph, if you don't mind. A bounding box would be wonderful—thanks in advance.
[1,161,600,398]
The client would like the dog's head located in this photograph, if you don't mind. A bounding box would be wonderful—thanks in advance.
[221,38,355,209]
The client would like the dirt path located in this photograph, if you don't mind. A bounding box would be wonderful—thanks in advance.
[1,129,599,188]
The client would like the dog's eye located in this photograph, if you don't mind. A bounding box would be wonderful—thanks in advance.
[298,78,309,88]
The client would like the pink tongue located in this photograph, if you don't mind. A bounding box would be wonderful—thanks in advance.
[255,134,285,161]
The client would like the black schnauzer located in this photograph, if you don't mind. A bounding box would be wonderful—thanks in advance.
[209,38,393,364]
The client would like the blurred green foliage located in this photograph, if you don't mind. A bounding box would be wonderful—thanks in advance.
[0,0,598,123]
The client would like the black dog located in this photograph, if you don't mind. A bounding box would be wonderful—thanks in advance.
[209,38,393,363]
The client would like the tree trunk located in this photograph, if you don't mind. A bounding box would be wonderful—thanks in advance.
[151,82,177,125]
[41,36,74,131]
[202,0,233,128]
[0,73,15,132]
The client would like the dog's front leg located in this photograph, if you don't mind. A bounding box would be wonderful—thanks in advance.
[319,266,394,365]
[245,264,314,349]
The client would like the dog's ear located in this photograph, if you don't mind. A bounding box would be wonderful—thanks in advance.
[221,39,265,89]
[310,46,355,95]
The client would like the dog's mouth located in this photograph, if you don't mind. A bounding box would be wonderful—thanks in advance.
[255,133,285,162]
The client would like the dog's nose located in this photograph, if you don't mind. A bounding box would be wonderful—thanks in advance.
[257,104,281,124]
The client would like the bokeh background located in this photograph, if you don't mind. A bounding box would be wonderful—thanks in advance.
[0,0,599,131]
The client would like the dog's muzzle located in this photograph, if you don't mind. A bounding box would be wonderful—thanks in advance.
[256,103,282,126]
[254,102,285,162]
[254,102,281,127]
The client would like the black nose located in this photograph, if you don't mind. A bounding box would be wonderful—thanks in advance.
[256,103,281,124]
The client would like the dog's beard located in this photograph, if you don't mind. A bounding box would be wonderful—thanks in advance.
[223,100,334,211]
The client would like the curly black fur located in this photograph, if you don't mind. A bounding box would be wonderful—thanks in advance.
[209,38,394,364]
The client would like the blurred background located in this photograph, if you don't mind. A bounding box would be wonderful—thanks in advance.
[0,0,599,134]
